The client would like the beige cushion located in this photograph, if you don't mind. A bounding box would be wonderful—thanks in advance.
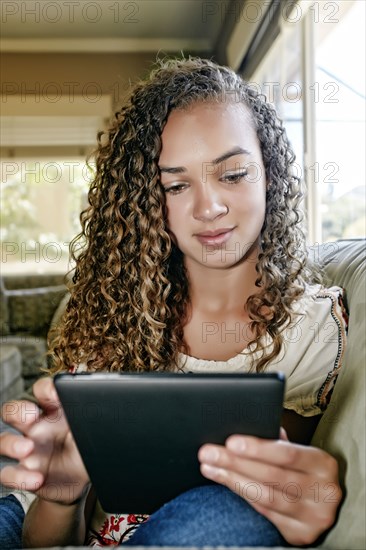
[313,239,365,549]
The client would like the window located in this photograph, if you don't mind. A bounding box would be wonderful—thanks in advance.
[0,102,110,274]
[251,0,365,244]
[314,0,365,241]
[1,158,92,274]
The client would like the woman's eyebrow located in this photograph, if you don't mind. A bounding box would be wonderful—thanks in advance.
[159,146,251,174]
[211,146,251,166]
[159,165,186,174]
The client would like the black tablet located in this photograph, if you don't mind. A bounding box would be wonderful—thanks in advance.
[54,372,285,513]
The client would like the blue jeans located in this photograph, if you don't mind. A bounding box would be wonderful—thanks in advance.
[0,494,25,550]
[123,485,289,547]
[0,486,288,548]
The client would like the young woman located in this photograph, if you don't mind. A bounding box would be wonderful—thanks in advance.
[0,57,347,548]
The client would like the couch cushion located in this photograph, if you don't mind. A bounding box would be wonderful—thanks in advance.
[6,286,67,337]
[313,239,365,549]
[3,336,48,390]
[1,274,67,337]
[0,345,24,405]
[0,278,10,336]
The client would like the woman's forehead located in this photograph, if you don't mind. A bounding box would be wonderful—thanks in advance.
[166,100,253,125]
[159,102,259,165]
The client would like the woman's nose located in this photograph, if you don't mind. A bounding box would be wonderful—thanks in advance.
[192,186,228,222]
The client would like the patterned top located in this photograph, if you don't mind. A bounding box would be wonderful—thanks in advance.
[13,285,348,546]
[84,285,348,546]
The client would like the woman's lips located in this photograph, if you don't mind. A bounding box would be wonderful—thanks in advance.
[195,228,235,246]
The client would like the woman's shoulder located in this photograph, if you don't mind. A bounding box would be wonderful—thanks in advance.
[291,284,347,324]
[305,283,345,301]
[284,283,348,363]
[282,284,348,416]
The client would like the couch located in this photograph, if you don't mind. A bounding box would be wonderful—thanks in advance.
[0,238,365,549]
[0,274,68,402]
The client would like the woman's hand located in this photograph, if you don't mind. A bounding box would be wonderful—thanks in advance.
[198,428,342,546]
[0,377,90,505]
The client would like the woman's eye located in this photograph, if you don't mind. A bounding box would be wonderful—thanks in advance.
[164,184,187,195]
[221,171,248,184]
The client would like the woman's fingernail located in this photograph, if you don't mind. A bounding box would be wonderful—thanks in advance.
[25,475,42,489]
[14,440,33,455]
[200,448,220,463]
[228,437,246,453]
[201,464,221,478]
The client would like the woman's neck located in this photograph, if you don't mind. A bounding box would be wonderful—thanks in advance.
[185,247,260,315]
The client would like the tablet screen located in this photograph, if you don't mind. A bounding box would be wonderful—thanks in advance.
[54,372,285,513]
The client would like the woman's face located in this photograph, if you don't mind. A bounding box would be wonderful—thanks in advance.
[159,101,267,270]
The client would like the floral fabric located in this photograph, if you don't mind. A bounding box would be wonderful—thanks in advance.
[87,504,149,546]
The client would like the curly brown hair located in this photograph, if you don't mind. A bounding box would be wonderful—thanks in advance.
[50,56,314,373]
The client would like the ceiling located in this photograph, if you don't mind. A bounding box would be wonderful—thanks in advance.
[1,0,266,151]
[1,0,232,53]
